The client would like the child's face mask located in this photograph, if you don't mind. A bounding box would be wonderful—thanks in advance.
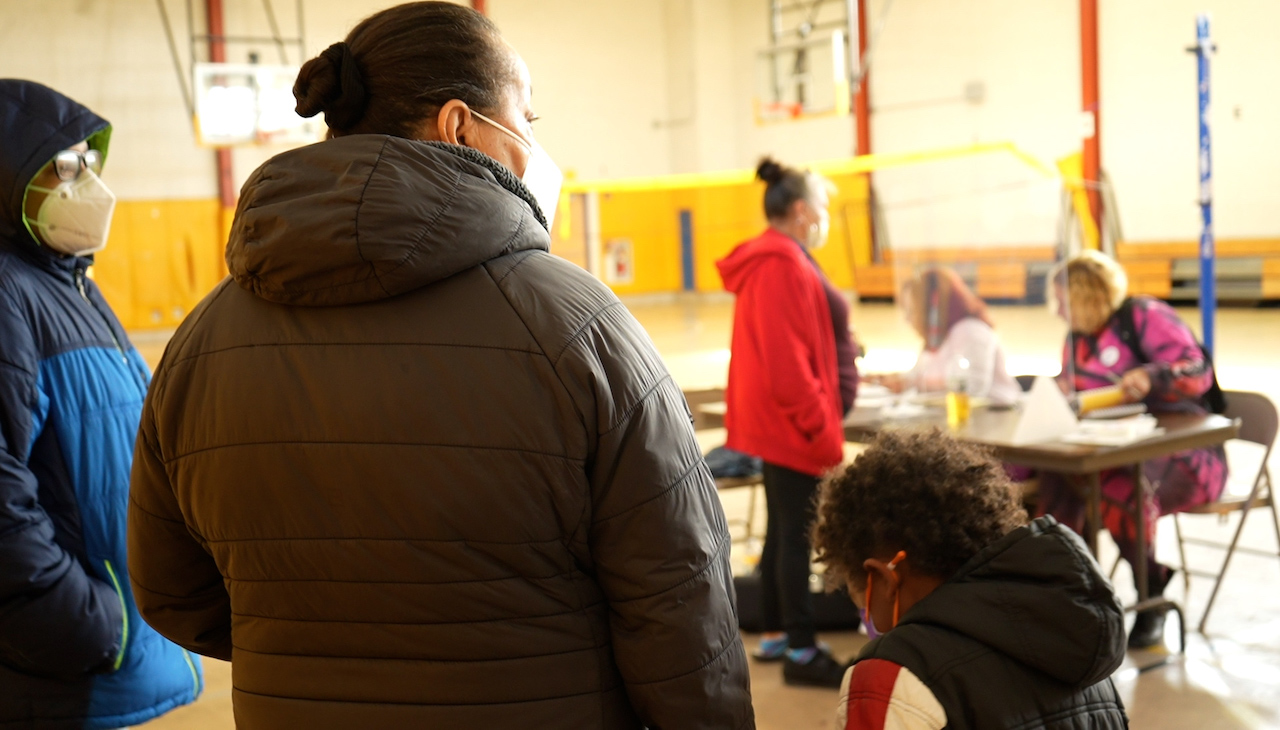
[25,169,117,256]
[861,607,880,640]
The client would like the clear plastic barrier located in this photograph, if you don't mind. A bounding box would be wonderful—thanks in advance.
[865,150,1077,408]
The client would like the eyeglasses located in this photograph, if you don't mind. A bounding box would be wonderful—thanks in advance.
[53,149,103,182]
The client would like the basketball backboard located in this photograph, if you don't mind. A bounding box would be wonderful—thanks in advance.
[755,30,850,124]
[754,0,856,125]
[193,62,323,147]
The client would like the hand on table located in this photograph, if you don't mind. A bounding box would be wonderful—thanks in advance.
[1120,368,1152,403]
[865,372,905,393]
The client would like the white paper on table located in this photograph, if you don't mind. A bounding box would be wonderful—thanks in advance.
[853,383,895,410]
[880,400,932,419]
[1009,376,1079,445]
[1061,414,1163,446]
[859,383,892,399]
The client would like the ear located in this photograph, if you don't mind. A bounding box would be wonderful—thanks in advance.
[862,558,901,590]
[860,558,901,634]
[430,99,481,146]
[789,197,811,223]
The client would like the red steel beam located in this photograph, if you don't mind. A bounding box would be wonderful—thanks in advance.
[205,0,226,63]
[854,0,871,156]
[206,0,236,210]
[1080,0,1102,228]
[855,0,878,262]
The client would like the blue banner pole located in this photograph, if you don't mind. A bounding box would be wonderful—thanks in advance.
[679,209,696,292]
[1195,13,1215,356]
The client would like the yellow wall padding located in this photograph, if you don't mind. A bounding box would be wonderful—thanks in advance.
[597,188,685,295]
[91,199,229,330]
[90,143,1055,328]
[565,142,1052,295]
[576,173,872,295]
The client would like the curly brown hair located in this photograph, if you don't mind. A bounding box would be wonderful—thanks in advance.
[812,429,1027,589]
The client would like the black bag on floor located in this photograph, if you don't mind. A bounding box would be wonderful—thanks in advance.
[733,570,862,633]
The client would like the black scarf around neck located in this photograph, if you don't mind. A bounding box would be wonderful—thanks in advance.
[424,141,548,231]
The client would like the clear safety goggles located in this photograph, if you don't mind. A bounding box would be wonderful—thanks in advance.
[52,148,103,182]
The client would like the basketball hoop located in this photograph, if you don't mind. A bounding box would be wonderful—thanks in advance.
[754,100,806,125]
[753,26,851,126]
[253,128,292,145]
[193,63,323,147]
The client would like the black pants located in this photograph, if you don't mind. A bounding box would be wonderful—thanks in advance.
[759,462,819,649]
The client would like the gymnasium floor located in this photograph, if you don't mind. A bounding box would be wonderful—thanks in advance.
[130,297,1280,729]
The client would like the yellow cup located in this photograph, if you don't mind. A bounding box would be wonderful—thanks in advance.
[1078,385,1125,414]
[946,390,971,429]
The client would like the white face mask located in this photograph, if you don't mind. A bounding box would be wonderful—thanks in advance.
[807,207,830,249]
[471,111,564,228]
[25,169,117,256]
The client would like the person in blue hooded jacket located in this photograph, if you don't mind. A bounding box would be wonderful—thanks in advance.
[0,79,202,729]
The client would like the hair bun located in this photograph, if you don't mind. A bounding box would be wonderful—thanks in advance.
[756,157,785,184]
[293,41,368,131]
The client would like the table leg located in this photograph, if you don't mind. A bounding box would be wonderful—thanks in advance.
[1085,473,1102,557]
[1132,464,1148,602]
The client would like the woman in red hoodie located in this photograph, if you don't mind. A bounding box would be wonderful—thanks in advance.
[717,157,857,688]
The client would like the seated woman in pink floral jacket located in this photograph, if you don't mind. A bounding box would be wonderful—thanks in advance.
[1039,250,1226,649]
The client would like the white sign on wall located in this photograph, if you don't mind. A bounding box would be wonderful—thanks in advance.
[604,238,635,285]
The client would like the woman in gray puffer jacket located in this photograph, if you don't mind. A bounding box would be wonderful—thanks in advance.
[126,3,753,728]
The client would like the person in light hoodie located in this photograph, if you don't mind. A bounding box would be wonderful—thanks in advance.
[869,267,1020,405]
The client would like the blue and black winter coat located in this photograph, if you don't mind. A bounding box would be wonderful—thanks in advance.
[0,80,202,729]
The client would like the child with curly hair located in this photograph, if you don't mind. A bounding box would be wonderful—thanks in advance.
[813,430,1129,729]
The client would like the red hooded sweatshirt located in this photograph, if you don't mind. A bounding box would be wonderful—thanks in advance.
[717,228,844,477]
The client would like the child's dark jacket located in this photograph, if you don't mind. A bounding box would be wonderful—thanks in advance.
[839,516,1129,729]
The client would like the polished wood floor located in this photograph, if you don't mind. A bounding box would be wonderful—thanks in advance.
[130,298,1280,729]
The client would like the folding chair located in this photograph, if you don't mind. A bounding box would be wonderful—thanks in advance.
[1173,391,1280,633]
[683,387,727,432]
[713,474,764,544]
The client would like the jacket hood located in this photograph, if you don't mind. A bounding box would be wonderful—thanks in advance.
[902,516,1126,686]
[716,228,806,295]
[226,135,550,306]
[0,79,111,258]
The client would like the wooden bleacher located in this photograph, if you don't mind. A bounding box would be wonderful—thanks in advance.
[854,246,1058,301]
[1117,238,1280,301]
[853,239,1280,303]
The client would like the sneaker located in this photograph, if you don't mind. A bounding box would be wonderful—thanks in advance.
[1127,608,1168,649]
[751,635,789,662]
[782,646,847,689]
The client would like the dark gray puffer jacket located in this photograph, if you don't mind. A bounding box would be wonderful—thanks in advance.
[856,516,1128,729]
[127,135,754,729]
